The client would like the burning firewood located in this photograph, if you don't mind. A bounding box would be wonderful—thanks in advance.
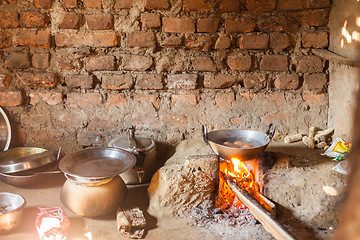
[221,172,295,240]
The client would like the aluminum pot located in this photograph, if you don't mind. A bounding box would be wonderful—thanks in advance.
[60,175,127,217]
[0,192,26,232]
[109,127,157,185]
[202,123,275,160]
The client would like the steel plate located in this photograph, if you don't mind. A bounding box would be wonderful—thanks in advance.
[0,107,11,152]
[59,147,136,180]
[0,147,55,173]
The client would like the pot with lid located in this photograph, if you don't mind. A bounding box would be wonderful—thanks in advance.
[108,126,157,185]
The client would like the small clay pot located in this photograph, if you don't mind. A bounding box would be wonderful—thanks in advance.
[60,176,127,217]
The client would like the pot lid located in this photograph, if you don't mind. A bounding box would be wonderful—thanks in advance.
[0,147,56,173]
[59,147,136,180]
[109,136,155,152]
[0,107,11,152]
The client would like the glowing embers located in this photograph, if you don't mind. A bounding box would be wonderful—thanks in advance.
[216,157,258,210]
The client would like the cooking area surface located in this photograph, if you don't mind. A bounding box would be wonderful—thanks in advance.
[1,140,343,240]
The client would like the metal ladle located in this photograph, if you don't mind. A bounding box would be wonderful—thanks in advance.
[128,126,145,183]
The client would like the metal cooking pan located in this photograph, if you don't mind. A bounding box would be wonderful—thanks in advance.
[59,147,136,183]
[202,123,275,160]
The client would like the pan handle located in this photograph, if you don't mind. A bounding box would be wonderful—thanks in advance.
[202,124,208,144]
[266,122,276,139]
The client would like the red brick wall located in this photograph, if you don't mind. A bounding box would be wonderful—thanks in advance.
[0,0,331,153]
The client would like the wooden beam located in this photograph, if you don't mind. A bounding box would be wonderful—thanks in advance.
[221,172,296,240]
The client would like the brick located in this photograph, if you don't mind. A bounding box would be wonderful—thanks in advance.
[302,92,326,107]
[20,113,51,128]
[4,52,30,69]
[86,14,112,30]
[167,74,197,90]
[29,92,63,105]
[65,75,93,88]
[278,0,308,10]
[160,35,182,47]
[86,56,116,71]
[192,56,216,72]
[245,0,276,11]
[204,74,236,88]
[243,73,266,89]
[183,0,211,11]
[238,34,269,49]
[274,74,299,90]
[34,132,64,142]
[145,0,169,9]
[124,114,162,129]
[303,73,327,91]
[127,31,156,48]
[230,117,245,125]
[134,94,160,109]
[258,15,290,32]
[216,92,235,108]
[160,114,188,128]
[77,131,103,146]
[59,12,80,29]
[16,72,56,87]
[114,0,132,9]
[269,32,290,52]
[88,116,118,129]
[214,34,231,49]
[106,94,128,109]
[63,0,77,8]
[0,74,11,89]
[309,0,330,8]
[57,112,87,128]
[171,94,200,106]
[34,0,51,8]
[296,9,329,27]
[225,18,256,33]
[260,55,288,71]
[0,12,18,29]
[265,92,286,107]
[67,93,102,107]
[122,55,153,71]
[20,12,46,28]
[197,18,220,33]
[162,18,195,33]
[135,74,163,90]
[226,55,252,71]
[102,74,133,90]
[32,52,49,69]
[295,55,324,73]
[141,13,160,29]
[18,30,50,48]
[0,91,23,106]
[185,34,213,51]
[302,32,329,48]
[12,132,27,147]
[260,112,288,125]
[83,0,101,8]
[220,0,240,12]
[58,61,74,70]
[156,57,185,72]
[55,32,117,47]
[0,31,12,48]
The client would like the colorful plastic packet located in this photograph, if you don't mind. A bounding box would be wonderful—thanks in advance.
[117,208,146,239]
[323,137,351,161]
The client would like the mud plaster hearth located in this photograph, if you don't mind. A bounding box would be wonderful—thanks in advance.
[147,137,346,240]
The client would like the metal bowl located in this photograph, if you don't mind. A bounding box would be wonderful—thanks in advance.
[0,192,26,232]
[0,107,11,152]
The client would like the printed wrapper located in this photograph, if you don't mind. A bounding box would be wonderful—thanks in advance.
[35,207,70,240]
[117,208,146,239]
[323,137,351,160]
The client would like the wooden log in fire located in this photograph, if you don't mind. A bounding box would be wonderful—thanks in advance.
[221,172,295,240]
